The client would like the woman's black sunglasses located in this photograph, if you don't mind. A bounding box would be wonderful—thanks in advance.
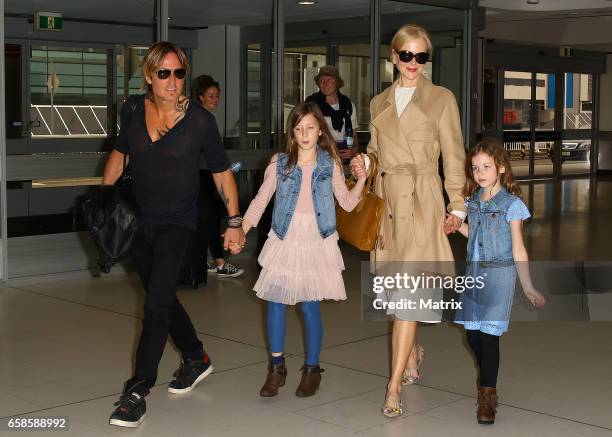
[156,68,187,80]
[397,51,429,64]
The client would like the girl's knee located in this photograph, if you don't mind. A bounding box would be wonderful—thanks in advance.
[300,301,321,318]
[479,331,500,347]
[268,301,287,313]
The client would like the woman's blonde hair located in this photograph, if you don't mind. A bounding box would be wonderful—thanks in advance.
[390,24,433,57]
[141,41,190,97]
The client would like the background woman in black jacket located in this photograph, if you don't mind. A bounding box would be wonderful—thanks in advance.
[192,74,244,277]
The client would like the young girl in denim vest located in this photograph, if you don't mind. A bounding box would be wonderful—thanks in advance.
[451,138,545,425]
[242,101,367,397]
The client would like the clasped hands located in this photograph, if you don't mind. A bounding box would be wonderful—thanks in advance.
[223,227,246,255]
[349,153,367,180]
[443,213,463,235]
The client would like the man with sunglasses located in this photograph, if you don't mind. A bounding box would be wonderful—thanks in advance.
[102,42,245,428]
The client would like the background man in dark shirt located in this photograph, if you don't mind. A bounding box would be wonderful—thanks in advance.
[102,42,245,428]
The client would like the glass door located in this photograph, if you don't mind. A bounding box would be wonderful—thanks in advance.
[533,72,557,178]
[502,70,534,178]
[561,73,593,176]
[502,70,561,179]
[284,45,327,131]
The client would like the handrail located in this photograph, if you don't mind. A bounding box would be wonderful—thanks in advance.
[30,104,108,137]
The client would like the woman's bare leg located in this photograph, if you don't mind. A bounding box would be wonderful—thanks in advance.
[385,320,417,411]
[403,340,422,382]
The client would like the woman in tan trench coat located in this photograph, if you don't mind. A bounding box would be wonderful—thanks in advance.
[367,24,466,417]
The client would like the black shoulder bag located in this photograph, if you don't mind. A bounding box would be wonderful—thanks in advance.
[82,97,142,273]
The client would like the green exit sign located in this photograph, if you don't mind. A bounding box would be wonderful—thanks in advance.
[35,12,63,31]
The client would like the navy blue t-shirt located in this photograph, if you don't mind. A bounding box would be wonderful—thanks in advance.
[114,95,229,228]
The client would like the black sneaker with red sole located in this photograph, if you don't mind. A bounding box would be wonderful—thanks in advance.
[168,353,214,394]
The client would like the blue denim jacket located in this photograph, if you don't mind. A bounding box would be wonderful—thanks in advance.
[466,187,517,262]
[272,149,336,240]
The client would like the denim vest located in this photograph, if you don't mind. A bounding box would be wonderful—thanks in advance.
[272,150,336,240]
[466,187,516,262]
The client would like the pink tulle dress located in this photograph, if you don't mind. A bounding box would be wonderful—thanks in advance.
[244,157,361,305]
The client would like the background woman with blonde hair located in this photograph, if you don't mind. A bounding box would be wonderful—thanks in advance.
[367,24,466,417]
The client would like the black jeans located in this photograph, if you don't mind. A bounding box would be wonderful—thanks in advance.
[125,224,204,394]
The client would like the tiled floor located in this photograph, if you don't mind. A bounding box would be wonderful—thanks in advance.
[1,177,611,436]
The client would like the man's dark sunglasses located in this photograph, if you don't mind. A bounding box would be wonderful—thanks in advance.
[397,51,429,64]
[157,68,187,80]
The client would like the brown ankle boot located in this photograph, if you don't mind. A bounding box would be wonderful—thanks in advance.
[295,365,324,397]
[259,362,287,397]
[477,386,498,424]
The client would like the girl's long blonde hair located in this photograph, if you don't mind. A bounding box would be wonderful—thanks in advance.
[464,138,522,198]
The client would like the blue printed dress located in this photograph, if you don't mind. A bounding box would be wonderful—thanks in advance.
[455,196,531,336]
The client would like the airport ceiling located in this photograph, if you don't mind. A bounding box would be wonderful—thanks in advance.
[6,1,611,28]
[5,0,444,28]
[482,0,612,19]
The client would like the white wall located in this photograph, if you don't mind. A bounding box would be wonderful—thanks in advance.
[191,25,241,138]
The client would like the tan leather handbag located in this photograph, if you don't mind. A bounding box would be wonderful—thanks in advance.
[335,153,384,251]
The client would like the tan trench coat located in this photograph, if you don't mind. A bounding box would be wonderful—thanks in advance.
[367,76,466,264]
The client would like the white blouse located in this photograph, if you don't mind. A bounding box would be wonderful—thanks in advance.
[395,86,416,118]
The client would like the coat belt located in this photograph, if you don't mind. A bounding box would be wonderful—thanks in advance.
[382,162,438,176]
[378,162,439,249]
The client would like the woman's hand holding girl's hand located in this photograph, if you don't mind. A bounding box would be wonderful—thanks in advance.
[444,213,462,234]
[443,213,454,234]
[523,287,546,307]
[350,154,367,180]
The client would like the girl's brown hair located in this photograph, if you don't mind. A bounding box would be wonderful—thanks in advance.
[463,137,522,198]
[282,101,342,174]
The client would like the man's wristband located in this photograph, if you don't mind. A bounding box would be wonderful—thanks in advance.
[226,214,243,229]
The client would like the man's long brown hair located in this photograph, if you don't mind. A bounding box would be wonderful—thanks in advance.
[282,101,342,174]
[463,138,522,198]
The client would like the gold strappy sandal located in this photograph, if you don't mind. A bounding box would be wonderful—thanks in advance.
[382,390,403,418]
[401,344,424,386]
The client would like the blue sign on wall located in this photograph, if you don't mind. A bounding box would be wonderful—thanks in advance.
[547,74,555,108]
[546,73,574,108]
[566,73,574,108]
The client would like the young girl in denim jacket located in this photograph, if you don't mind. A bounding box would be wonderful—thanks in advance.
[242,101,367,398]
[451,138,545,425]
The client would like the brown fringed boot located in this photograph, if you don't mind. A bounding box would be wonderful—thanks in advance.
[259,361,287,397]
[295,365,324,397]
[477,386,498,424]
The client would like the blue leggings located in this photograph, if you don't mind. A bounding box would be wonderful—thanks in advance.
[267,301,322,366]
